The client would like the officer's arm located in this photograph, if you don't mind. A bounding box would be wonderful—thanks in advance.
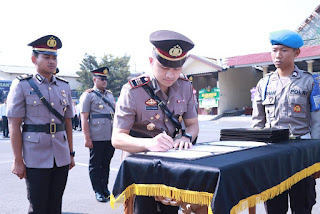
[112,128,174,153]
[252,81,266,128]
[8,117,26,179]
[80,112,93,148]
[65,117,75,169]
[184,117,199,143]
[311,110,320,139]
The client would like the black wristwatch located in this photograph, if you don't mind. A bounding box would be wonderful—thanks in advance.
[70,151,75,157]
[182,132,192,142]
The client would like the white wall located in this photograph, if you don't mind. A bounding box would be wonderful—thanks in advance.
[218,67,262,114]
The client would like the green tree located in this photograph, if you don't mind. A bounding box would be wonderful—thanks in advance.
[76,53,131,97]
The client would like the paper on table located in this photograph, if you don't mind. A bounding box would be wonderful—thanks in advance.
[189,144,244,153]
[137,149,213,160]
[204,141,268,148]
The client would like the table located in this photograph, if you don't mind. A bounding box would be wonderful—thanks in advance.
[111,140,320,214]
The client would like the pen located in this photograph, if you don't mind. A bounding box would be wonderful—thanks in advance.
[161,127,167,135]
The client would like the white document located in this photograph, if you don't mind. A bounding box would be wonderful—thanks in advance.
[137,149,213,160]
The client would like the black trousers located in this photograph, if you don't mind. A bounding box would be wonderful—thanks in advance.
[89,140,115,195]
[25,164,69,214]
[265,176,316,214]
[2,116,8,137]
[134,196,179,214]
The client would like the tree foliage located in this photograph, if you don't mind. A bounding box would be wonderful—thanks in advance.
[76,53,131,97]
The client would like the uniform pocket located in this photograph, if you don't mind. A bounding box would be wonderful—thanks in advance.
[288,96,307,118]
[23,132,40,144]
[262,97,275,118]
[90,118,106,125]
[25,95,47,116]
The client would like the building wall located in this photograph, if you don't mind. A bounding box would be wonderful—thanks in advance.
[218,67,262,114]
[0,70,81,91]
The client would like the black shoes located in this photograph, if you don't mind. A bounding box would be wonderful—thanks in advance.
[104,190,110,199]
[95,192,107,202]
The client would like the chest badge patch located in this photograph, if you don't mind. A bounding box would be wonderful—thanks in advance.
[293,105,301,113]
[145,98,157,106]
[155,114,160,120]
[147,123,155,131]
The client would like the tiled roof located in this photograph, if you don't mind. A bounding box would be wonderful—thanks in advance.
[225,45,320,67]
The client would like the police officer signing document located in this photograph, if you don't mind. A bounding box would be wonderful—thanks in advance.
[252,30,320,214]
[112,30,199,214]
[7,35,75,214]
[80,67,116,202]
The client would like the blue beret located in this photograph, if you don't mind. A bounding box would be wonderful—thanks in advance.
[269,30,303,48]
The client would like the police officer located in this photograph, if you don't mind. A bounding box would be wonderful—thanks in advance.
[112,30,199,214]
[80,67,115,202]
[7,35,75,214]
[252,30,320,214]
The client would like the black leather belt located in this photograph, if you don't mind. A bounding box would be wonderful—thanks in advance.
[91,114,113,120]
[23,123,66,134]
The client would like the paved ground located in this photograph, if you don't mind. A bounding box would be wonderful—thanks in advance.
[0,115,319,214]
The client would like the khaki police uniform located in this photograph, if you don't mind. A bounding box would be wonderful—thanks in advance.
[7,73,73,214]
[80,86,115,199]
[7,73,73,167]
[252,66,320,213]
[252,65,320,138]
[114,74,197,157]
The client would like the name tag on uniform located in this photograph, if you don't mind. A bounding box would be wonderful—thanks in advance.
[146,106,158,110]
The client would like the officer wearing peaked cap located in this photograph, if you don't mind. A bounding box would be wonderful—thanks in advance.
[7,35,74,214]
[80,66,116,202]
[112,30,200,213]
[252,30,320,214]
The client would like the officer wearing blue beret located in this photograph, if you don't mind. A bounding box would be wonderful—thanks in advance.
[7,35,75,213]
[252,30,320,214]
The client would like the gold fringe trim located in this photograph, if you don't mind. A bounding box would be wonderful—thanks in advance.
[110,183,214,214]
[231,162,320,214]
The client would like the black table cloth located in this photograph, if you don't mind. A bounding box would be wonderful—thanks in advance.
[111,139,320,214]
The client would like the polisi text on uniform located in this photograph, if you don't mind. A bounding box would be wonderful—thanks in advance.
[290,89,307,95]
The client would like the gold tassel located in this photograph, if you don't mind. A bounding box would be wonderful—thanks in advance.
[230,162,320,214]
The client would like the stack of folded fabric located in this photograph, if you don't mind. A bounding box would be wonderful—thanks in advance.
[220,128,289,143]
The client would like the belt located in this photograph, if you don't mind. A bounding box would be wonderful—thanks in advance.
[91,114,113,120]
[23,123,66,134]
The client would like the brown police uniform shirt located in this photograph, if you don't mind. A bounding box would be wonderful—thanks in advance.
[80,87,115,141]
[114,75,197,138]
[252,65,320,138]
[6,73,73,168]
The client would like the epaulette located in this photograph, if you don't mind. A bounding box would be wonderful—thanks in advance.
[179,73,189,81]
[106,89,113,94]
[129,76,150,88]
[86,88,94,93]
[56,76,69,83]
[16,74,33,81]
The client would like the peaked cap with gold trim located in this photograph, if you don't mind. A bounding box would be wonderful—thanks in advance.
[150,30,194,68]
[28,35,62,56]
[91,66,109,77]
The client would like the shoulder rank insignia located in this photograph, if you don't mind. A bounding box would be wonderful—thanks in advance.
[55,76,69,83]
[179,73,189,81]
[16,74,33,81]
[106,89,113,94]
[86,88,94,93]
[129,76,150,88]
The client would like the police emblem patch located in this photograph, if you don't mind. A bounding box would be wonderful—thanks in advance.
[293,105,301,113]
